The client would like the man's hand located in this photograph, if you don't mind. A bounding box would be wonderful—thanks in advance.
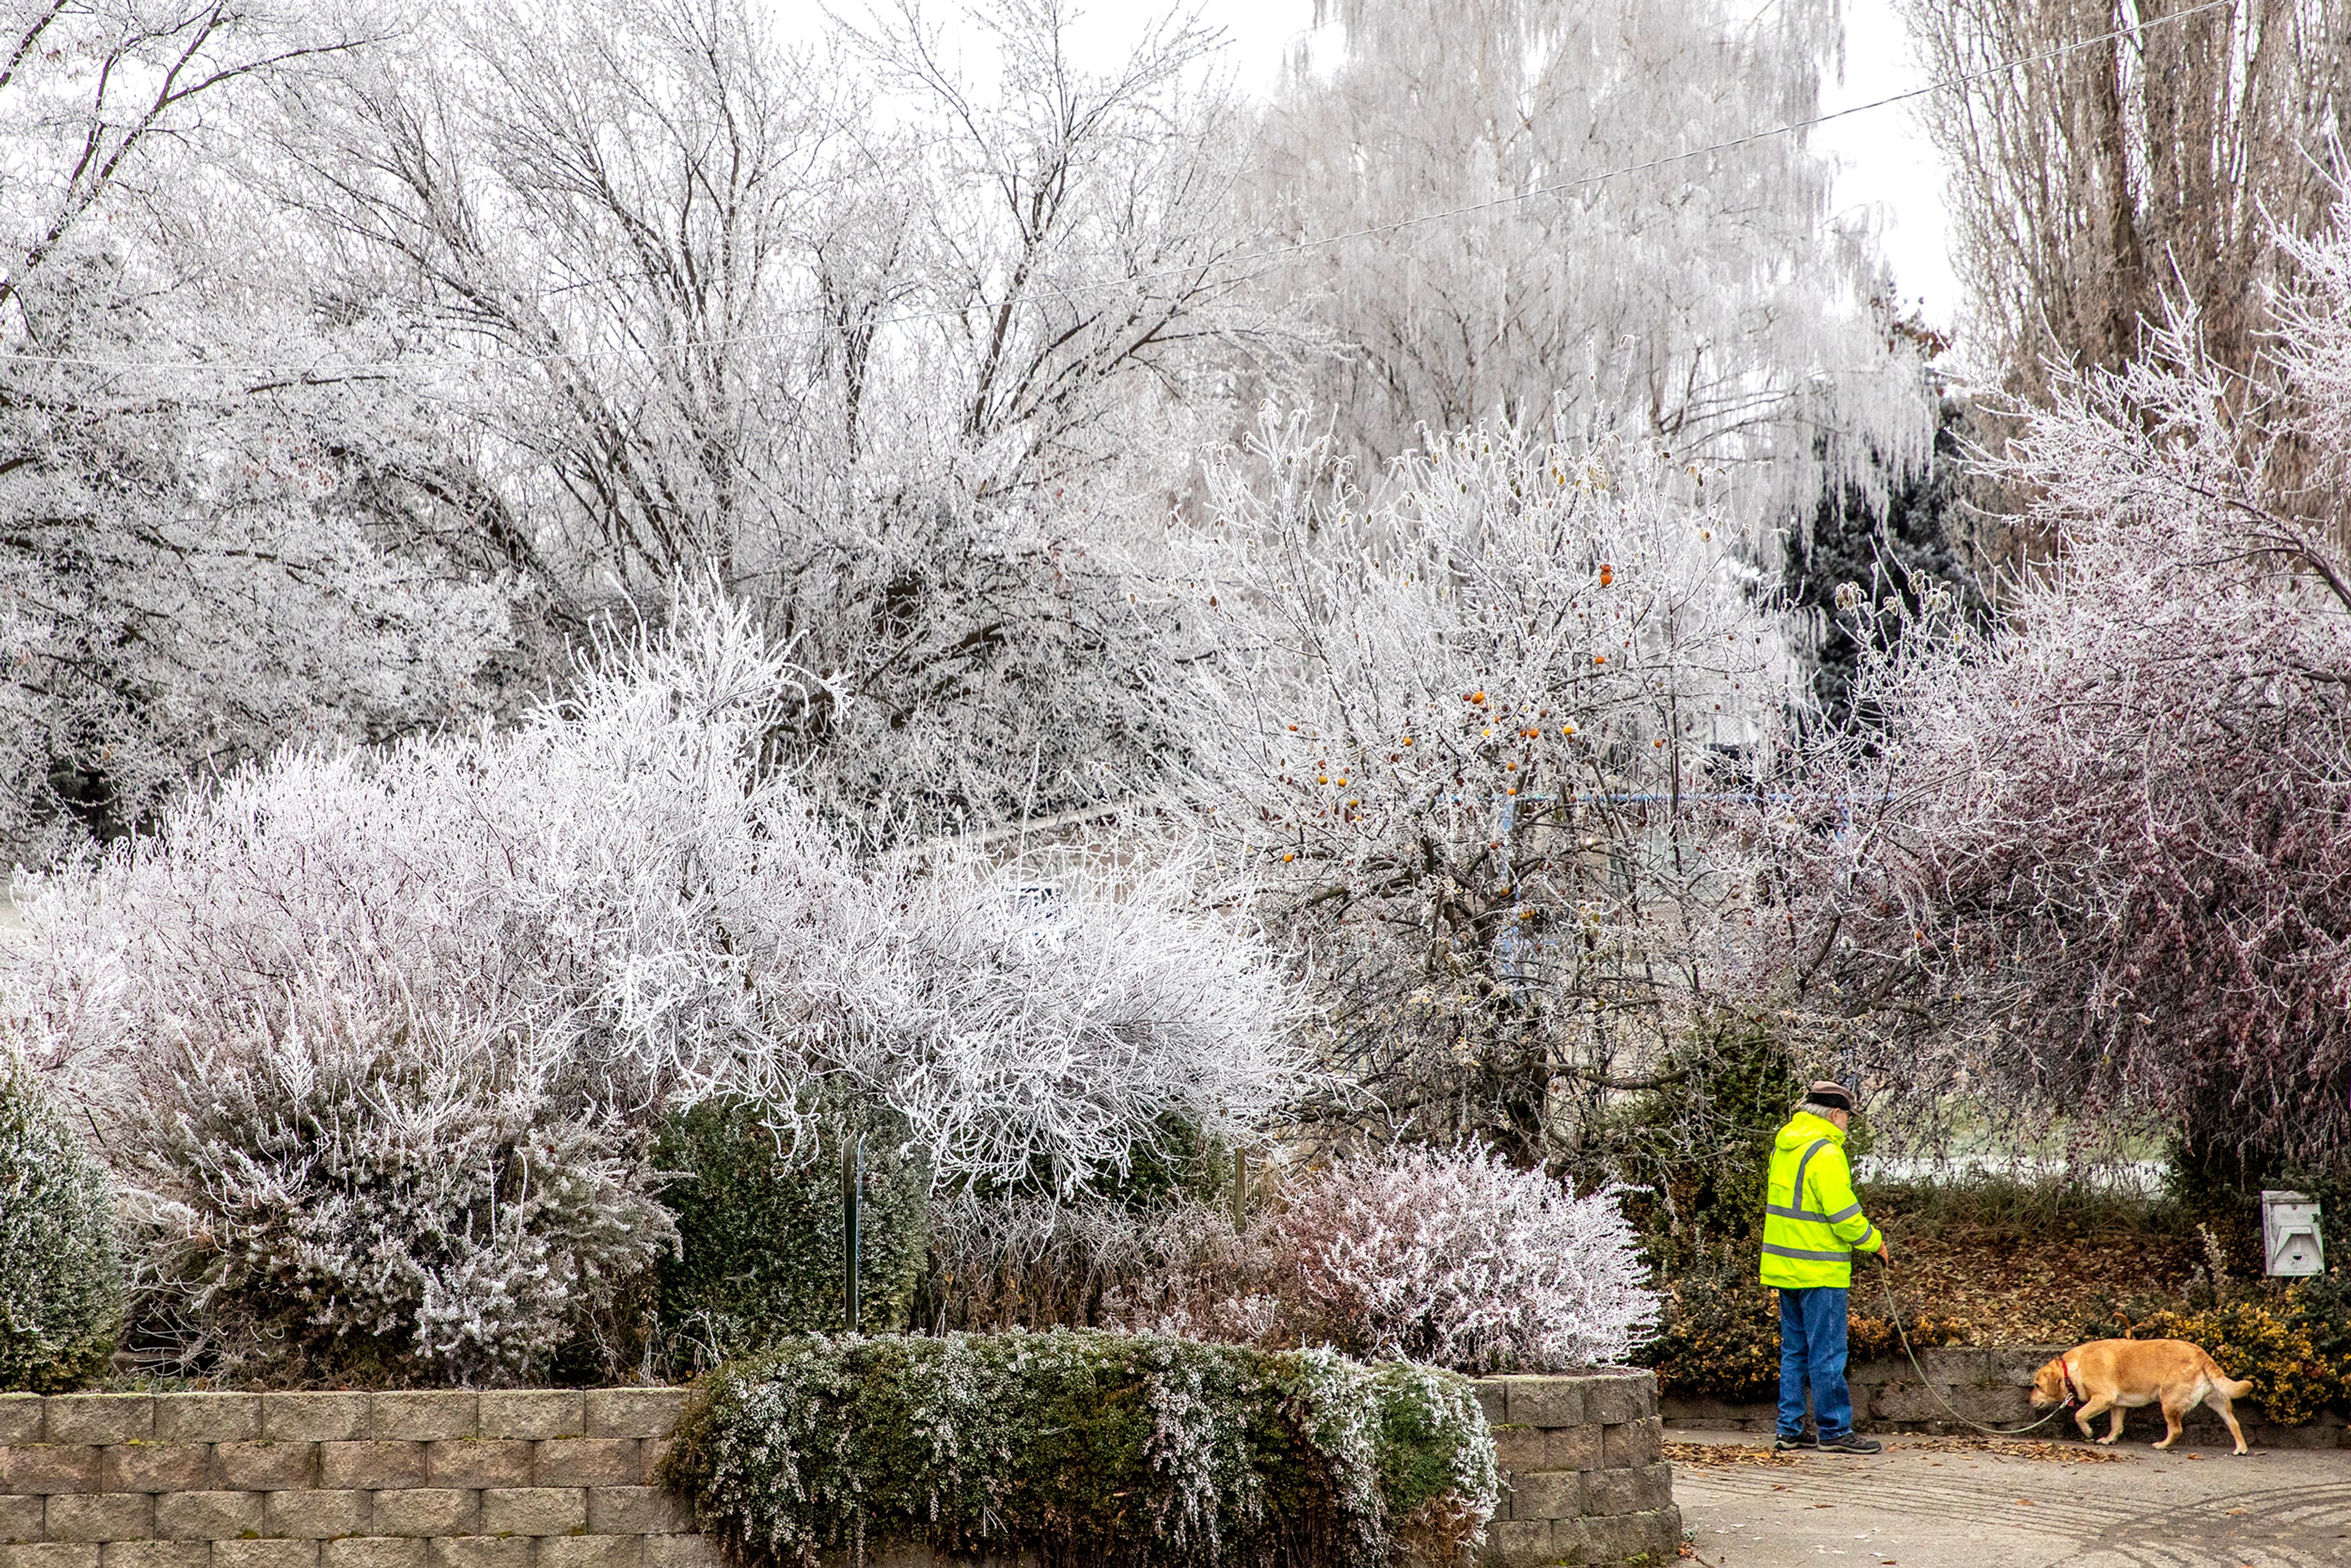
[1875,1240,1894,1267]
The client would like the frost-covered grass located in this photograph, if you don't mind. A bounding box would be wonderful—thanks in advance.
[662,1330,1498,1568]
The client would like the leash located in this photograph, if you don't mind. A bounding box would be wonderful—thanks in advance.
[1874,1266,2079,1438]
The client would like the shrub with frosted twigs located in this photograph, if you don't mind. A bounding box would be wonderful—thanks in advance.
[1271,1146,1657,1373]
[4,597,1304,1382]
[932,1147,1659,1375]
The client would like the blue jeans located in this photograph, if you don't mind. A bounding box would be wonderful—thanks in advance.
[1778,1285,1853,1440]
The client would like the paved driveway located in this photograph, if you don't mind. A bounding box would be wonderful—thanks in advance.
[1671,1430,2351,1567]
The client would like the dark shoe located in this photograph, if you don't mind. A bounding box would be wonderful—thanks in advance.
[1773,1431,1820,1451]
[1818,1433,1883,1455]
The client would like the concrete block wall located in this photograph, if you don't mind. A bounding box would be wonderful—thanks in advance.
[4,1379,1685,1568]
[0,1391,714,1568]
[1661,1345,2347,1448]
[1469,1371,1679,1567]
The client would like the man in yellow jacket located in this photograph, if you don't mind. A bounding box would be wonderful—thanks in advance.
[1761,1081,1891,1455]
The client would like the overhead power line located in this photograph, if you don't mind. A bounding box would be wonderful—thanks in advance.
[1,0,2238,379]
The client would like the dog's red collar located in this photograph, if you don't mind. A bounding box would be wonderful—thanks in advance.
[2060,1357,2082,1406]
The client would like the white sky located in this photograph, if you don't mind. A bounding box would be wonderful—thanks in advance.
[788,0,1964,329]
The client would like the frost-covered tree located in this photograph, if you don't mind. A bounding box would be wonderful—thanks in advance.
[1904,0,2350,407]
[1783,393,1992,737]
[0,1,515,860]
[1253,0,1931,517]
[1782,211,2351,1168]
[1163,413,1790,1158]
[266,0,1294,839]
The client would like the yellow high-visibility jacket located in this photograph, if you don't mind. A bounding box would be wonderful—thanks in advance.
[1758,1111,1883,1289]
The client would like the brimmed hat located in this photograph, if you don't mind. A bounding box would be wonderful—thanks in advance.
[1800,1080,1853,1111]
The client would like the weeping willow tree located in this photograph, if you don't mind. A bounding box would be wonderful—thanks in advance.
[1249,0,1935,523]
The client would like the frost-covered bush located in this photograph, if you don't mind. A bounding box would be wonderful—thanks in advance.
[0,1048,122,1391]
[1270,1147,1657,1372]
[931,1147,1657,1374]
[121,989,674,1387]
[9,596,1302,1191]
[656,1099,929,1365]
[931,1190,1277,1343]
[662,1331,1497,1568]
[3,596,1303,1380]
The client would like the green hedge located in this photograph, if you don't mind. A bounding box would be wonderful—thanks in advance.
[661,1330,1498,1568]
[0,1052,123,1391]
[655,1101,929,1365]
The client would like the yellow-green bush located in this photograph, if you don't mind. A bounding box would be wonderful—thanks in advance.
[2121,1286,2351,1427]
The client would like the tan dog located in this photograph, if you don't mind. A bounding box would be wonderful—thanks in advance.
[2030,1338,2255,1454]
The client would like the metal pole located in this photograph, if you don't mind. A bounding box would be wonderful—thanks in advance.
[841,1133,863,1334]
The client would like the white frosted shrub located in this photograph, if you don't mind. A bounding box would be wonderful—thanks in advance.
[1270,1147,1656,1373]
[122,988,674,1386]
[931,1148,1656,1373]
[6,596,1302,1379]
[931,1190,1279,1344]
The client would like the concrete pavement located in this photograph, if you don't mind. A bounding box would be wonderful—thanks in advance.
[1670,1429,2351,1567]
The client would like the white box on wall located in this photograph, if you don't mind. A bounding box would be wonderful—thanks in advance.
[2262,1190,2325,1277]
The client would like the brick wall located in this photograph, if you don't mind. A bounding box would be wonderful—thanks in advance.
[0,1390,708,1568]
[4,1379,1683,1568]
[1662,1345,2347,1448]
[1469,1371,1679,1567]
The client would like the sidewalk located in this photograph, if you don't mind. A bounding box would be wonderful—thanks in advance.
[1669,1428,2351,1567]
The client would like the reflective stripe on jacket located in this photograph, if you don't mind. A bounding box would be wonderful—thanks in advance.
[1758,1111,1882,1288]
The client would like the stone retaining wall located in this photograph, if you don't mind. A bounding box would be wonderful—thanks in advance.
[0,1390,707,1568]
[1471,1371,1679,1566]
[3,1378,1682,1568]
[1662,1346,2346,1449]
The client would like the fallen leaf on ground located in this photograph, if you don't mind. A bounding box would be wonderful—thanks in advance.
[1889,1437,2121,1464]
[1663,1441,1800,1468]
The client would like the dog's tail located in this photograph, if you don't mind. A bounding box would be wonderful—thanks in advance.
[2195,1348,2255,1399]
